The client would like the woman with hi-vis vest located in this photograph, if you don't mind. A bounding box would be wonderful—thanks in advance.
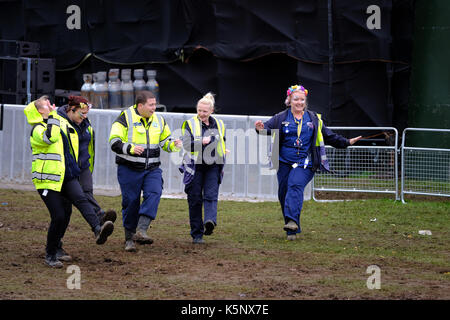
[57,96,117,227]
[180,93,228,244]
[24,96,115,268]
[109,91,182,252]
[255,85,362,241]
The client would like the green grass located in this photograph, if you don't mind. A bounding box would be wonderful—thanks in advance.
[0,188,449,300]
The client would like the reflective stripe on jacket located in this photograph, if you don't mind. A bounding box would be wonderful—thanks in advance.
[179,115,226,184]
[24,102,65,191]
[109,105,178,171]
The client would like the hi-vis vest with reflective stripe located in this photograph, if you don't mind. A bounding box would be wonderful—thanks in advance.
[24,102,69,192]
[315,113,330,171]
[86,123,95,173]
[110,105,174,166]
[181,115,226,160]
[30,117,65,191]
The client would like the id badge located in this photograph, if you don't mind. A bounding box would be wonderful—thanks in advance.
[292,163,298,169]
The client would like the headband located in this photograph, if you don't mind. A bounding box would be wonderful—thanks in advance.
[286,84,308,97]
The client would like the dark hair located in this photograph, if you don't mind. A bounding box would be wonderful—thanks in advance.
[135,91,156,105]
[68,95,89,109]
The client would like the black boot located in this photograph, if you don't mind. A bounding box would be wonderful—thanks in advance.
[98,209,117,225]
[45,253,63,268]
[94,221,114,245]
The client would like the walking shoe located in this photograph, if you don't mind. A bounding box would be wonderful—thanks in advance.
[45,254,63,268]
[134,230,154,244]
[287,234,296,241]
[283,220,299,232]
[99,209,117,225]
[204,220,215,236]
[192,237,205,244]
[56,247,72,262]
[95,221,114,245]
[124,240,137,252]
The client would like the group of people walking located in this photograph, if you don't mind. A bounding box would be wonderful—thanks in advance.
[24,85,361,268]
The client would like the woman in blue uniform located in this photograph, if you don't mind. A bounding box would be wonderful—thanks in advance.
[255,85,361,240]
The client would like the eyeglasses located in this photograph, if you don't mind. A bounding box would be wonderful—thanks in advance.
[78,111,88,118]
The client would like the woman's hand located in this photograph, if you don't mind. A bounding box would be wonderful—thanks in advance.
[202,136,211,145]
[255,120,264,131]
[174,139,182,148]
[349,136,363,145]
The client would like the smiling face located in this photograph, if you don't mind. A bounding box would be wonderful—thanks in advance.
[138,98,157,119]
[289,91,307,115]
[68,106,89,125]
[197,101,213,123]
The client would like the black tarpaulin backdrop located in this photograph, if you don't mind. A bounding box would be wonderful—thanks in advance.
[0,0,414,130]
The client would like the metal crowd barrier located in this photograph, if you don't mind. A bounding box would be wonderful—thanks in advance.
[2,103,448,203]
[0,104,280,200]
[401,128,450,203]
[312,127,399,201]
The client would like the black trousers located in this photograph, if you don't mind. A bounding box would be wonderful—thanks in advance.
[79,167,101,215]
[38,178,100,255]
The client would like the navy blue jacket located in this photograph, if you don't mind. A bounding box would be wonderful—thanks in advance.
[57,105,92,170]
[257,109,350,172]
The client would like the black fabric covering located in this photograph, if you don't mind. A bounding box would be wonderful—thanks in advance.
[0,0,414,130]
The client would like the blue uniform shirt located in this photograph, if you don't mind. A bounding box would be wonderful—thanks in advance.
[279,109,313,167]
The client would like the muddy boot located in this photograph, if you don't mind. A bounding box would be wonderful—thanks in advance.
[45,253,63,268]
[134,215,153,244]
[94,221,114,245]
[204,220,215,236]
[286,234,296,241]
[124,229,136,252]
[283,220,298,232]
[98,209,117,225]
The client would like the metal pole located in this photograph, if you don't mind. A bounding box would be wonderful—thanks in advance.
[26,58,32,104]
[0,104,3,131]
[327,0,334,119]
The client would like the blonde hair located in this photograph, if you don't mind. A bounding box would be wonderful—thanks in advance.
[34,95,50,109]
[197,92,215,111]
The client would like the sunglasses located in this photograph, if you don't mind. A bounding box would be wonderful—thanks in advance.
[78,111,88,118]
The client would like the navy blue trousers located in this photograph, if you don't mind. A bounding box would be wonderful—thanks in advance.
[277,161,314,235]
[185,164,220,239]
[79,167,102,215]
[117,165,163,233]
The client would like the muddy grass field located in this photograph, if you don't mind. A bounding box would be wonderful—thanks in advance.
[0,188,449,301]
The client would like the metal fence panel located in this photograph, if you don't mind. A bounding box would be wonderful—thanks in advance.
[313,127,399,201]
[401,128,450,202]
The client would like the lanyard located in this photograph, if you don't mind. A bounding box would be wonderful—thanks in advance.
[294,113,303,154]
[295,116,303,140]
